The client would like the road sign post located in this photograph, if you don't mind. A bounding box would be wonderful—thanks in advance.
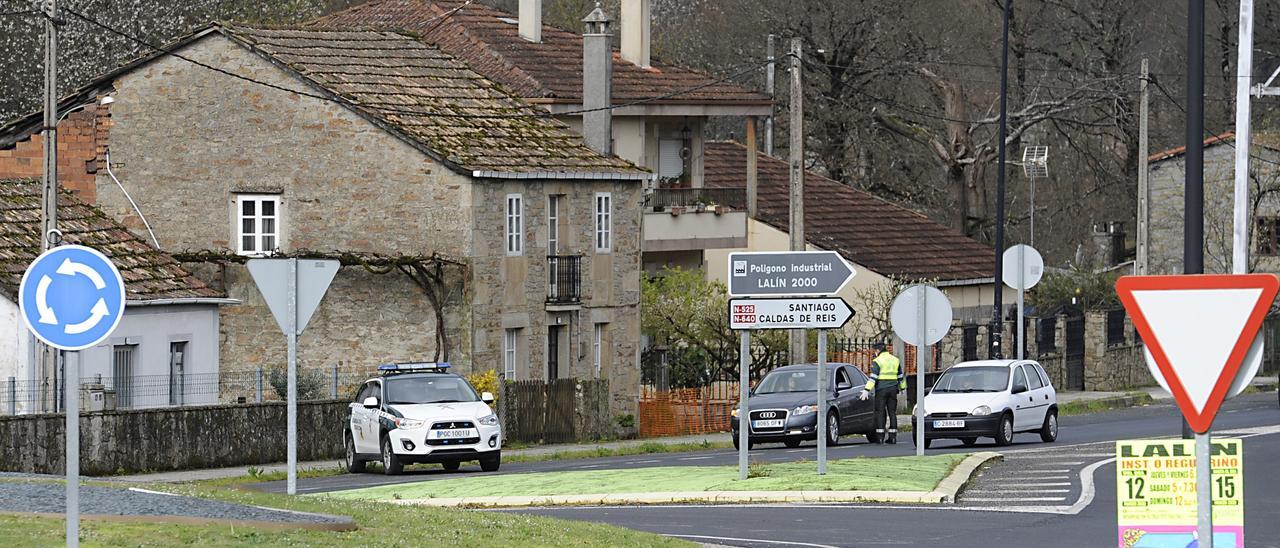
[890,285,953,456]
[1116,274,1278,548]
[18,245,127,548]
[248,258,339,495]
[738,331,749,481]
[817,330,827,474]
[1002,245,1044,360]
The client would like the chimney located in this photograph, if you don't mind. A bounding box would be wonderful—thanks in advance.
[519,0,541,43]
[582,5,613,154]
[620,0,650,68]
[1092,221,1127,268]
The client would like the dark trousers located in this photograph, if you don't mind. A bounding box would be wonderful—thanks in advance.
[873,388,899,437]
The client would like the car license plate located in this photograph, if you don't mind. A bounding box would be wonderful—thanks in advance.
[752,419,784,429]
[933,420,965,428]
[430,429,476,439]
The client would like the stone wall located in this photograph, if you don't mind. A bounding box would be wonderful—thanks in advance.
[0,400,348,475]
[94,35,476,383]
[1148,136,1280,275]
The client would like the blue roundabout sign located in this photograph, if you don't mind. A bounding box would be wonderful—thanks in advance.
[18,245,126,351]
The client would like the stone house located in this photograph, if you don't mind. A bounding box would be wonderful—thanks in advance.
[1147,131,1280,275]
[0,25,649,418]
[309,0,768,279]
[0,179,229,413]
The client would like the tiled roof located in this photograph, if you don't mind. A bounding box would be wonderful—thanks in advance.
[703,142,995,282]
[0,179,222,302]
[1148,131,1235,163]
[307,0,770,105]
[222,26,641,176]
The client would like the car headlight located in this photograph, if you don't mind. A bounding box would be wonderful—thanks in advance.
[478,414,499,426]
[393,418,426,429]
[970,405,992,417]
[911,404,918,417]
[731,408,739,417]
[792,405,817,415]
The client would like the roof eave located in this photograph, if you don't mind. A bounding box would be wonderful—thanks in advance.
[472,170,652,181]
[126,297,241,307]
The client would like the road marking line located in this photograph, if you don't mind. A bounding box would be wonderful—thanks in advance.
[1004,470,1071,474]
[678,456,713,461]
[986,482,1070,487]
[635,460,661,464]
[786,449,809,453]
[966,489,1070,494]
[962,497,1066,502]
[577,464,605,469]
[666,534,839,548]
[127,487,180,497]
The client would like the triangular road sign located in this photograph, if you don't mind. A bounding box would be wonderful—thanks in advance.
[1116,274,1279,433]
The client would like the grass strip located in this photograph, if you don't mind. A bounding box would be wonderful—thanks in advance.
[323,453,968,501]
[0,484,689,547]
[1059,391,1153,416]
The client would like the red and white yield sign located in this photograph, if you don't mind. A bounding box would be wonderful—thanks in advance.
[1116,274,1279,433]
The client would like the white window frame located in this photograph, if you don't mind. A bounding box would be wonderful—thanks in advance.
[506,193,524,256]
[593,323,604,378]
[547,195,561,256]
[504,328,518,380]
[595,192,612,253]
[235,194,280,256]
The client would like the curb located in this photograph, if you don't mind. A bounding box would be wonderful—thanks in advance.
[1060,392,1154,415]
[388,452,1003,509]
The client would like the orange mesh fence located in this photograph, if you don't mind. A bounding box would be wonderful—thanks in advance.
[639,382,739,438]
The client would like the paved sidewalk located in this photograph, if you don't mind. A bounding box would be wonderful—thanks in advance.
[104,432,732,484]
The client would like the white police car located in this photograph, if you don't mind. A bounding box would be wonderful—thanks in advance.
[345,362,502,475]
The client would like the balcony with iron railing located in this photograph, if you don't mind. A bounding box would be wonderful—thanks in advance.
[643,187,748,252]
[547,255,582,305]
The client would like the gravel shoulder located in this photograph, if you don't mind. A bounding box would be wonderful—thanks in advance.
[0,480,349,525]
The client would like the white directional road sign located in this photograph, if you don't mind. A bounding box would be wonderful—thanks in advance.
[890,285,953,347]
[729,297,854,330]
[728,251,855,296]
[19,245,126,350]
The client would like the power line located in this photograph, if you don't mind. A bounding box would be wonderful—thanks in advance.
[59,5,776,121]
[0,9,34,17]
[1148,75,1280,168]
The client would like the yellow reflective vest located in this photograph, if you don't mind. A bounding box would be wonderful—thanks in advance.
[866,351,906,392]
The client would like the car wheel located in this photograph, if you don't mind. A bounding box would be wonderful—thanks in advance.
[733,435,754,450]
[994,413,1015,446]
[961,437,978,447]
[345,431,366,473]
[442,461,461,472]
[784,438,802,448]
[1040,409,1059,443]
[825,411,841,447]
[381,436,404,475]
[480,452,501,472]
[911,433,931,449]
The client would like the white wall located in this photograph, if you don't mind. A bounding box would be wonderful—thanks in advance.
[76,304,221,409]
[0,296,32,413]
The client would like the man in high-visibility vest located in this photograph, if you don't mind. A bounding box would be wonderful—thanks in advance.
[859,342,906,444]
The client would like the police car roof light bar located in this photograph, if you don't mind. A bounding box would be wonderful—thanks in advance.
[378,362,451,375]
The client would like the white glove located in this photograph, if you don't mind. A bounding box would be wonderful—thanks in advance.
[858,390,870,401]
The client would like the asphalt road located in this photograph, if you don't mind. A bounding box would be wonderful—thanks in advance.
[511,393,1280,547]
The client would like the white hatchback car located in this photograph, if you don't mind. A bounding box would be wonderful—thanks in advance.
[911,360,1058,448]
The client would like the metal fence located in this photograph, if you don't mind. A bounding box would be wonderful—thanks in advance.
[828,337,940,374]
[1,366,381,416]
[645,187,747,210]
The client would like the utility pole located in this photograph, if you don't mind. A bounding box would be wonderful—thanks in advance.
[1137,59,1151,276]
[765,34,776,156]
[1186,3,1211,546]
[990,0,1011,360]
[1233,0,1253,277]
[39,2,74,545]
[789,37,806,364]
